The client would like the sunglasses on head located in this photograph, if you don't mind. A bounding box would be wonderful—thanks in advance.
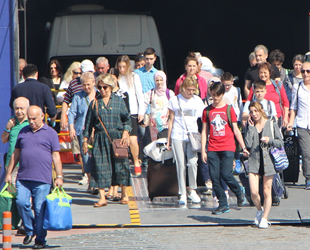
[98,85,109,90]
[301,70,310,74]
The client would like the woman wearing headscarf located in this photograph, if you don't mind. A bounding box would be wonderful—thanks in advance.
[144,71,175,140]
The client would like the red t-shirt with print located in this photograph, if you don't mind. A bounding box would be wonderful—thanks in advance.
[202,104,237,152]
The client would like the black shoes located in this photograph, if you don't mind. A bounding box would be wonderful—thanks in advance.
[33,242,46,249]
[212,205,230,215]
[23,235,35,245]
[237,186,246,207]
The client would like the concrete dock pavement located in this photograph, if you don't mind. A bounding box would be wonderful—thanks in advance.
[61,163,310,227]
[2,162,310,249]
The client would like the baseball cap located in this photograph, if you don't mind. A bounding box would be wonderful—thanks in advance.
[81,59,95,72]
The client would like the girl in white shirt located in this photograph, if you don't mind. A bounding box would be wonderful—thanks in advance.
[167,76,205,205]
[116,55,145,175]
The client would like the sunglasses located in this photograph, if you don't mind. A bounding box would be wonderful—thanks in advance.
[301,70,310,74]
[98,85,109,90]
[73,71,82,75]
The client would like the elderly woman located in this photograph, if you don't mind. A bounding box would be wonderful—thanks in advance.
[68,72,97,189]
[144,70,175,140]
[57,61,82,103]
[82,74,132,207]
[247,62,289,128]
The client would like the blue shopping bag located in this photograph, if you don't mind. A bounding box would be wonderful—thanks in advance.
[43,187,72,231]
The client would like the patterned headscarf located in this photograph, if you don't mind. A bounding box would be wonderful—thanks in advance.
[154,70,167,96]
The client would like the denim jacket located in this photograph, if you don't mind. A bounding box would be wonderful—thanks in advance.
[68,90,95,135]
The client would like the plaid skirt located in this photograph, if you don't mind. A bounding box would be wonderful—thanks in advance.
[90,131,131,189]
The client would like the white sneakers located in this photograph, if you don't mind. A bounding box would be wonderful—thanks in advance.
[79,173,88,185]
[259,218,271,229]
[179,190,201,205]
[254,208,264,226]
[188,190,201,203]
[179,195,187,205]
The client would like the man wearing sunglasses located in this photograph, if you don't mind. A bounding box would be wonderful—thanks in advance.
[287,62,310,190]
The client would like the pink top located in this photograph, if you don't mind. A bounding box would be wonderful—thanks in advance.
[174,73,208,99]
[199,70,213,86]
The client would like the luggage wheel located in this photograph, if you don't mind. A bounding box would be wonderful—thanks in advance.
[283,186,289,199]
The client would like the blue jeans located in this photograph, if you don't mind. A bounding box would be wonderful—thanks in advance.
[77,134,91,173]
[208,151,241,207]
[16,180,51,244]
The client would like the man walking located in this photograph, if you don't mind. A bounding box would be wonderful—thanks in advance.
[5,105,63,249]
[287,61,310,190]
[10,64,57,123]
[244,45,281,98]
[94,57,110,77]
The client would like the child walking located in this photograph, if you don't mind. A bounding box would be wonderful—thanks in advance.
[201,81,249,215]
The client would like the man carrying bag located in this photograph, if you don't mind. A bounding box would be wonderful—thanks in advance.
[5,106,63,249]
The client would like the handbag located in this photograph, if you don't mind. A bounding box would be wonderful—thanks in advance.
[43,187,72,231]
[95,99,129,159]
[269,119,289,172]
[177,96,201,152]
[0,183,20,229]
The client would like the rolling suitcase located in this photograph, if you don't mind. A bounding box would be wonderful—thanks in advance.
[283,129,300,184]
[147,157,178,201]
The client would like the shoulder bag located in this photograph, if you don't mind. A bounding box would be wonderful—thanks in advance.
[269,118,289,172]
[94,99,129,159]
[177,96,201,152]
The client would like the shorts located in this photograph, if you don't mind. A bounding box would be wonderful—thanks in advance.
[130,115,138,137]
[71,136,80,154]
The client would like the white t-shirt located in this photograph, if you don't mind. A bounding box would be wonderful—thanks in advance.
[168,94,204,141]
[223,86,243,121]
[243,99,277,117]
[119,72,144,115]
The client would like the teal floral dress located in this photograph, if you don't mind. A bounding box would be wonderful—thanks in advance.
[83,94,132,188]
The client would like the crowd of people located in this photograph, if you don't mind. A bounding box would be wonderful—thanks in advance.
[2,44,310,248]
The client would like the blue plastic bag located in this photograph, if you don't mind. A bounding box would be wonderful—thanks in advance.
[270,146,289,172]
[43,187,72,231]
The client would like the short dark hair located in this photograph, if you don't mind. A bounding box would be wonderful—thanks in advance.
[210,81,225,96]
[134,53,145,63]
[269,49,285,64]
[23,64,38,78]
[221,72,233,82]
[253,80,266,90]
[144,47,156,56]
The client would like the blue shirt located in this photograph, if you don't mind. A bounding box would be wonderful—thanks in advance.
[134,66,158,94]
[68,90,93,135]
[16,124,60,184]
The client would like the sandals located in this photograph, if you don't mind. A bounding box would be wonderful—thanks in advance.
[112,195,121,202]
[106,194,113,200]
[94,201,108,207]
[120,199,129,204]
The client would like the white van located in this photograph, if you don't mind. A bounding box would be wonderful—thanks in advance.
[47,5,166,71]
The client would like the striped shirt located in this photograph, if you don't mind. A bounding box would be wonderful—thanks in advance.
[63,77,83,104]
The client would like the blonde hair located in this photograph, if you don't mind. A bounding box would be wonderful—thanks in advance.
[63,61,81,83]
[249,101,268,119]
[180,76,199,95]
[116,55,134,89]
[96,73,115,89]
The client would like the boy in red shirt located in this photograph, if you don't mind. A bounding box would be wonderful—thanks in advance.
[201,81,249,215]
